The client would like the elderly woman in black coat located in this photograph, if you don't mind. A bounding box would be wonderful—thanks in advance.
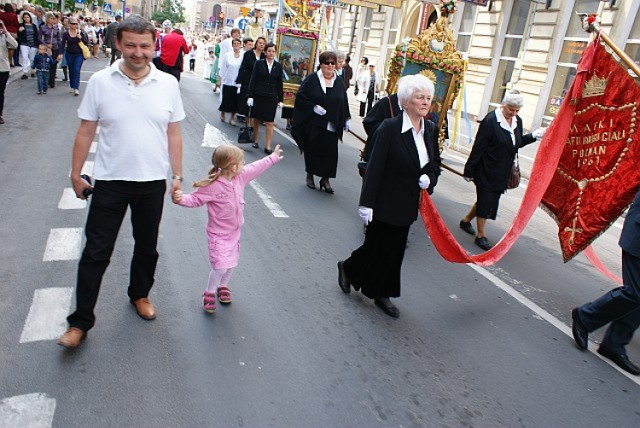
[291,51,350,193]
[459,90,545,251]
[337,74,441,318]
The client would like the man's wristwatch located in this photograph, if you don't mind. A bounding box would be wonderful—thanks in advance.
[172,175,183,181]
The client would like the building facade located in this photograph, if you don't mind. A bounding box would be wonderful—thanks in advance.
[329,0,639,131]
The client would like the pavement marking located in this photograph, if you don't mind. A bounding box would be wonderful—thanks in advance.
[467,263,640,384]
[19,287,74,343]
[273,126,300,149]
[202,123,234,147]
[43,228,83,261]
[0,393,56,428]
[68,161,94,177]
[58,188,87,210]
[89,141,97,153]
[249,181,289,218]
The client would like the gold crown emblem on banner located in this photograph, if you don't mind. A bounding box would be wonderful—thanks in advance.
[582,74,607,98]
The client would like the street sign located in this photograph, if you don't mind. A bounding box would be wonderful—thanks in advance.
[103,3,112,13]
[237,18,248,30]
[225,18,233,26]
[209,15,215,23]
[125,7,130,13]
[265,18,276,30]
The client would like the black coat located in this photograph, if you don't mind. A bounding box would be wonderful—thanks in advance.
[620,188,640,258]
[362,94,402,162]
[463,110,536,192]
[291,72,350,150]
[235,49,265,87]
[247,59,283,101]
[360,114,441,226]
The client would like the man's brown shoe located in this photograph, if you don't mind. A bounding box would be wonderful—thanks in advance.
[132,298,157,320]
[58,327,86,348]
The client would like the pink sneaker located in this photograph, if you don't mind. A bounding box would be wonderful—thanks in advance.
[202,291,216,313]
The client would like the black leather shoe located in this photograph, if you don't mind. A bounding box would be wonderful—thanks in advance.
[597,347,640,375]
[337,261,350,293]
[475,236,492,251]
[374,298,399,318]
[459,220,476,235]
[571,308,589,350]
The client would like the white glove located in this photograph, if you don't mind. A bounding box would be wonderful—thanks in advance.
[418,174,431,190]
[278,102,284,108]
[444,138,451,148]
[358,206,373,226]
[247,98,254,107]
[532,127,547,139]
[464,176,473,182]
[313,105,327,116]
[344,119,351,132]
[236,86,241,94]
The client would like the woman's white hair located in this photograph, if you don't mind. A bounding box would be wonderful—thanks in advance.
[501,90,524,107]
[397,74,435,107]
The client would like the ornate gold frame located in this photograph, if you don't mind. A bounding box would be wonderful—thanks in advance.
[386,15,465,150]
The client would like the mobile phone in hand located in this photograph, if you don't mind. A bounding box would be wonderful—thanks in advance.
[81,174,93,198]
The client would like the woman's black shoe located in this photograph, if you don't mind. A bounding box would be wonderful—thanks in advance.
[319,179,334,194]
[264,148,273,155]
[251,143,259,149]
[374,298,399,318]
[337,261,350,293]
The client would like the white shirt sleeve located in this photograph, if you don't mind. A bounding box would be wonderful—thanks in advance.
[77,77,99,121]
[169,81,186,122]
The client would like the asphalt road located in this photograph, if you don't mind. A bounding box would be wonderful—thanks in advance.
[0,58,639,427]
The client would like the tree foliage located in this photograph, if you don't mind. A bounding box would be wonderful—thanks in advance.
[151,0,185,25]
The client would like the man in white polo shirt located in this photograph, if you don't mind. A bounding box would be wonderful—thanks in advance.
[59,16,185,349]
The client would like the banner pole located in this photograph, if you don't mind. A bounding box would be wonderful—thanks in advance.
[584,16,640,78]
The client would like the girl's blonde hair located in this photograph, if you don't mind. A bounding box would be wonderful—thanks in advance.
[193,145,244,187]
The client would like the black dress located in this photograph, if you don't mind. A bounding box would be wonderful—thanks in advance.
[235,49,265,116]
[291,72,350,178]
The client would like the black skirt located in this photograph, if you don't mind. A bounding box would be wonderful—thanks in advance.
[251,94,278,122]
[303,129,338,178]
[476,187,503,220]
[219,85,239,113]
[343,220,410,299]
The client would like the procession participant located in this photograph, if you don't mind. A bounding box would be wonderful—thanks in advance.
[58,16,185,349]
[103,14,122,65]
[218,37,242,125]
[571,187,640,376]
[460,90,545,250]
[246,42,283,154]
[58,16,87,95]
[337,74,440,318]
[235,35,265,132]
[158,24,189,81]
[291,51,350,193]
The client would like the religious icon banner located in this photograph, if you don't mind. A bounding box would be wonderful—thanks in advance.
[541,40,640,262]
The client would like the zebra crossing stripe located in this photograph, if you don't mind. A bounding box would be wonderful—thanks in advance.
[0,393,56,427]
[43,228,83,262]
[58,188,87,210]
[19,288,74,343]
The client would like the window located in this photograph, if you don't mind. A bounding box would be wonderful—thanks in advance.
[489,0,531,106]
[543,0,600,120]
[361,7,373,43]
[625,10,640,65]
[456,3,477,53]
[387,6,402,47]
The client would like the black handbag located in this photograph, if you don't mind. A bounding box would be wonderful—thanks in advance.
[238,108,254,144]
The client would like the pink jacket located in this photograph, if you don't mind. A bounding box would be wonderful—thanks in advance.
[177,153,280,236]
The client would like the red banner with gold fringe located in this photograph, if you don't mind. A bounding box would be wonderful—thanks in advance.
[540,38,640,262]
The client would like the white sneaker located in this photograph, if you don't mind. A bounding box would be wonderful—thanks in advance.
[74,89,80,96]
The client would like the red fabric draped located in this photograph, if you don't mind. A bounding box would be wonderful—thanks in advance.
[419,38,598,266]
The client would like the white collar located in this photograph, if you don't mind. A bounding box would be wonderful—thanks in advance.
[401,111,424,134]
[111,59,160,81]
[316,69,335,93]
[495,107,518,133]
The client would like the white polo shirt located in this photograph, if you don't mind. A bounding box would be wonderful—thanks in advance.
[78,60,185,181]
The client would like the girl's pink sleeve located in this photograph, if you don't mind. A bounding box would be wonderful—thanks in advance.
[176,186,213,208]
[238,153,281,185]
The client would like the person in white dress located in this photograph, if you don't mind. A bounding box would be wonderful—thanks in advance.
[218,38,243,125]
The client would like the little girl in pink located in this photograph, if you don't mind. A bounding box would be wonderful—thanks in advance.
[173,144,283,313]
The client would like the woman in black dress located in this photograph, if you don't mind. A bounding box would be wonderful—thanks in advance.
[246,42,283,154]
[291,51,350,193]
[235,36,265,120]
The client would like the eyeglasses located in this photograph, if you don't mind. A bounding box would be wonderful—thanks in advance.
[322,61,335,66]
[70,22,77,25]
